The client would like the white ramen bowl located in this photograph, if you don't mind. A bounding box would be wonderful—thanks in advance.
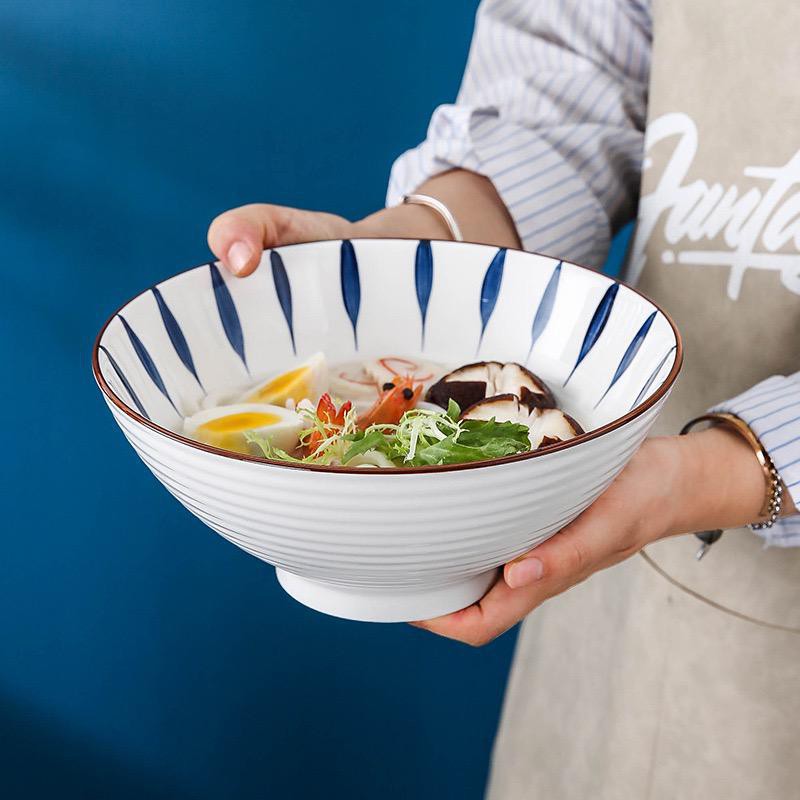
[93,239,682,622]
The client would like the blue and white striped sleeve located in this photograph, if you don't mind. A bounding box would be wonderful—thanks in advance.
[712,374,800,547]
[386,0,652,268]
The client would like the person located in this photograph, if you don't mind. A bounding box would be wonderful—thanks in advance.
[207,1,800,797]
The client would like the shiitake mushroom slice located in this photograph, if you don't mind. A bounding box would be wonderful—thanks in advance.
[426,361,555,411]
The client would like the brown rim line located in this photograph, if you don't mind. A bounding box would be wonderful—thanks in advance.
[92,238,684,475]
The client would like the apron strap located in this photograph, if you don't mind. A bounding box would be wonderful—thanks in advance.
[638,549,800,634]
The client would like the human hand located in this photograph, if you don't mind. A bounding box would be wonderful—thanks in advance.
[207,171,521,276]
[413,426,773,646]
[208,204,357,277]
[207,199,461,277]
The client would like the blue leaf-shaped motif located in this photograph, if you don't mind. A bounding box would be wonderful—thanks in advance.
[594,311,656,408]
[477,248,506,351]
[99,345,150,420]
[210,263,247,371]
[151,286,203,389]
[527,261,561,361]
[630,345,676,410]
[340,240,361,348]
[270,250,295,354]
[415,240,433,349]
[118,315,178,413]
[564,282,619,386]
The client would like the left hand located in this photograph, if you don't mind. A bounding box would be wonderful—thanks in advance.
[412,427,772,646]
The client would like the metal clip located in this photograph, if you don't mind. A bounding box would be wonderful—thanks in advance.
[694,529,723,561]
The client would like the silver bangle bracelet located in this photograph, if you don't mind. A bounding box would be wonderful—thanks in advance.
[402,194,464,242]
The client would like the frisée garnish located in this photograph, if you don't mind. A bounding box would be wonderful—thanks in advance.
[246,397,531,467]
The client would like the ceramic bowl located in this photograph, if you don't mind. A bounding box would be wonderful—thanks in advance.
[93,239,681,622]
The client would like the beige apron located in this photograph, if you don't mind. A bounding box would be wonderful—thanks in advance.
[487,3,800,798]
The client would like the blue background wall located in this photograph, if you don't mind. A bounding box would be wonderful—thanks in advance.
[0,3,631,798]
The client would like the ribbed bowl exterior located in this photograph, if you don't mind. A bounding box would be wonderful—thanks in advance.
[108,392,667,590]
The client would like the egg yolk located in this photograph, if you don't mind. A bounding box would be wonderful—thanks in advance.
[196,411,282,454]
[249,366,309,403]
[198,412,282,433]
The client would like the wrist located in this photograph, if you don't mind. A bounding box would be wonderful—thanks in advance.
[352,203,452,241]
[669,426,767,534]
[352,169,521,248]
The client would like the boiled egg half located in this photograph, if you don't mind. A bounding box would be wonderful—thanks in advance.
[183,403,302,455]
[239,352,327,407]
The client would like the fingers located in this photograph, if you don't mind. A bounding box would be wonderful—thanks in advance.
[413,580,529,646]
[207,204,351,276]
[504,553,544,588]
[505,501,641,591]
[207,204,271,276]
[412,443,669,646]
[504,525,592,590]
[414,515,638,646]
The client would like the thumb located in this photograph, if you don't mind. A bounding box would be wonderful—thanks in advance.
[207,203,353,276]
[503,523,594,590]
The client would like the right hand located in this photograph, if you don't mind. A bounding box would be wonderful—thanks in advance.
[207,203,357,277]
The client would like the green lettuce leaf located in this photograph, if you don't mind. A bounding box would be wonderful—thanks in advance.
[341,430,392,464]
[409,435,527,466]
[407,419,530,466]
[446,398,461,421]
[458,418,531,448]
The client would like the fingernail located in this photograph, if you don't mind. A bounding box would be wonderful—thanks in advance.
[227,241,252,275]
[506,557,543,589]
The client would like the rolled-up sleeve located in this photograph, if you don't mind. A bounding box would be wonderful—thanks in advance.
[712,373,800,546]
[386,0,652,268]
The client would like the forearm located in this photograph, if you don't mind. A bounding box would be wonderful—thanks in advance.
[384,0,651,268]
[354,169,520,248]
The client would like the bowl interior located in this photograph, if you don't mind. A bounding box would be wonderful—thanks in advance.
[95,239,679,450]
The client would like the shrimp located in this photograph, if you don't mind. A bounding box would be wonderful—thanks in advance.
[357,376,422,428]
[306,393,352,454]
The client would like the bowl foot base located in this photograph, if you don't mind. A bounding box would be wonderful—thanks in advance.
[275,568,498,623]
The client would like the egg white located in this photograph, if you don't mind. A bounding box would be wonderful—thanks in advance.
[183,403,302,455]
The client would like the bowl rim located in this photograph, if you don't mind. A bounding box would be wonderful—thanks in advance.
[92,237,683,475]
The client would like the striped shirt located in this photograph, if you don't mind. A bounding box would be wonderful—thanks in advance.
[386,0,800,545]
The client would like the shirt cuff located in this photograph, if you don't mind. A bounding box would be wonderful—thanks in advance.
[386,104,610,268]
[712,373,800,546]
